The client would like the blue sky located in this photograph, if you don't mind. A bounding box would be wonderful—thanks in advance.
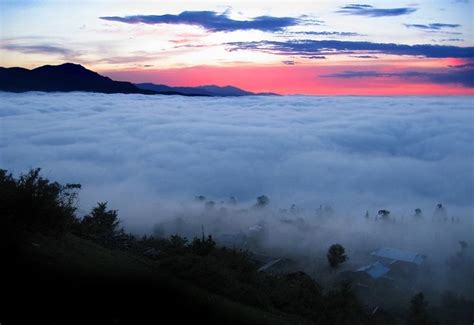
[1,0,473,94]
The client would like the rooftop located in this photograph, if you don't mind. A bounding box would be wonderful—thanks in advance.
[371,247,425,266]
[356,261,391,279]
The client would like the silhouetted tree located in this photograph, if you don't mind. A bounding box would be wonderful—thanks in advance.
[166,234,189,255]
[228,196,237,205]
[0,168,81,235]
[80,202,120,236]
[191,235,216,256]
[378,209,391,220]
[434,203,447,222]
[255,195,270,208]
[327,244,347,269]
[457,240,468,258]
[407,292,435,325]
[205,200,215,209]
[414,208,423,219]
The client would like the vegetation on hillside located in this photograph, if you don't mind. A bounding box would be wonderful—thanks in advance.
[1,168,473,324]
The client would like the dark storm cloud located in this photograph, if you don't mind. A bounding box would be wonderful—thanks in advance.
[2,44,76,57]
[226,40,474,58]
[337,4,417,17]
[291,31,363,37]
[405,23,461,30]
[100,11,301,32]
[321,68,474,87]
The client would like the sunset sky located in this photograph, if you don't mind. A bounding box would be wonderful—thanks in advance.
[1,0,473,95]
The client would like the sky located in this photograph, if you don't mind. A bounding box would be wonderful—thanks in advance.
[0,0,473,95]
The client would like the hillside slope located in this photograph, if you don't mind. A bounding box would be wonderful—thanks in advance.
[2,233,302,324]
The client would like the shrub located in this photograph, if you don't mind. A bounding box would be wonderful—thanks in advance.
[407,292,435,325]
[327,244,347,269]
[255,195,270,207]
[79,202,120,237]
[191,235,216,256]
[0,168,80,235]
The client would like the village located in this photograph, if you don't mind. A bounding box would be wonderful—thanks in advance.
[148,195,473,317]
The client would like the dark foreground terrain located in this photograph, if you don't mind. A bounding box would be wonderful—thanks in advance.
[1,168,472,324]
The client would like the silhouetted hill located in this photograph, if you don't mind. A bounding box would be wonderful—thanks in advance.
[135,83,214,96]
[136,83,279,97]
[0,63,280,96]
[0,63,158,94]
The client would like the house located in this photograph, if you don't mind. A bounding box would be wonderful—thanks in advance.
[338,261,392,286]
[257,257,298,273]
[370,247,426,281]
[371,247,425,266]
[356,261,391,280]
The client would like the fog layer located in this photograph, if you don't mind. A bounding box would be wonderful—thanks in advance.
[0,92,472,229]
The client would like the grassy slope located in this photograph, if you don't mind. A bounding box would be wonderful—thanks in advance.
[3,233,310,324]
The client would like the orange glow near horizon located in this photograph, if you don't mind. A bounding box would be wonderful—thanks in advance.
[102,65,474,96]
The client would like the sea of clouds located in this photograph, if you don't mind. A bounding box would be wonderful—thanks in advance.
[0,92,473,231]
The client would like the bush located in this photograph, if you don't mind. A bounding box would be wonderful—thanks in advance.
[191,235,216,256]
[79,201,120,237]
[0,168,80,235]
[327,244,347,269]
[407,292,435,325]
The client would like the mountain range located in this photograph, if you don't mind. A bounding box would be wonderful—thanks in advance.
[135,83,277,97]
[0,63,277,97]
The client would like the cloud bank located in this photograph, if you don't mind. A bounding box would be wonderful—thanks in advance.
[321,67,474,87]
[100,11,301,32]
[0,93,473,230]
[404,23,461,30]
[226,40,474,59]
[337,4,417,17]
[1,44,76,57]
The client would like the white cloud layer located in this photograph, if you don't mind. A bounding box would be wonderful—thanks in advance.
[0,92,473,229]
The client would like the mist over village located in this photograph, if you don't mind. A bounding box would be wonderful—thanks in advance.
[1,0,473,324]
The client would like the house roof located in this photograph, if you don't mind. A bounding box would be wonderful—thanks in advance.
[258,258,282,272]
[356,261,391,279]
[371,247,425,265]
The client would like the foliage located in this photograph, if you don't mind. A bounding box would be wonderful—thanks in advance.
[191,235,217,256]
[255,195,270,207]
[79,201,121,236]
[407,292,436,325]
[322,283,369,324]
[327,243,348,268]
[378,209,391,220]
[0,168,80,235]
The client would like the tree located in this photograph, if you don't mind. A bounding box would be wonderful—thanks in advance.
[407,292,435,325]
[378,209,391,220]
[191,234,216,256]
[80,201,120,236]
[434,203,447,222]
[0,168,81,235]
[195,195,206,201]
[327,244,347,269]
[255,195,270,208]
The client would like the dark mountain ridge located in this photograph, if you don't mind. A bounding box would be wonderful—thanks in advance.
[136,82,278,97]
[0,63,279,96]
[0,63,157,95]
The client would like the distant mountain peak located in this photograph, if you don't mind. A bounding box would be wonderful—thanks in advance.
[33,62,88,71]
[0,63,280,97]
[0,63,154,94]
[135,82,278,97]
